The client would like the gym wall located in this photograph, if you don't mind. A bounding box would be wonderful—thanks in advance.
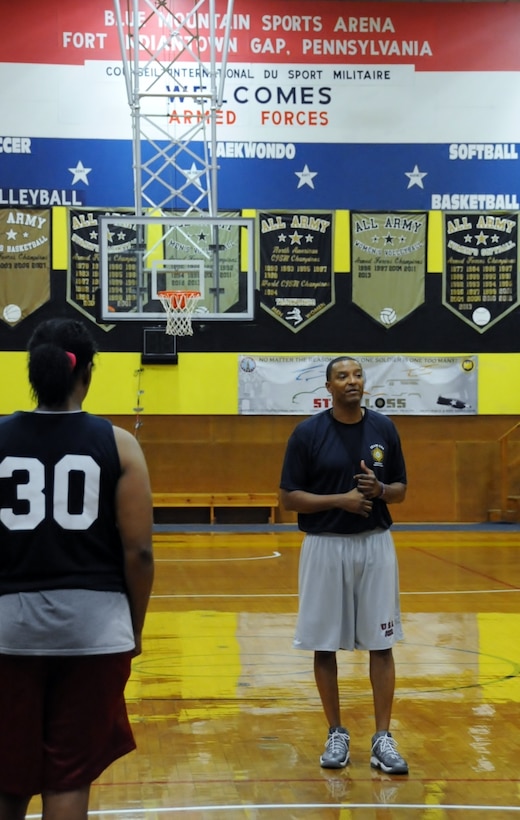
[1,0,520,520]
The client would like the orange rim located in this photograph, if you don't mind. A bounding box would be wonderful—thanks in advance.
[158,290,201,308]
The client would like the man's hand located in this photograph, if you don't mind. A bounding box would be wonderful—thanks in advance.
[354,459,382,499]
[339,487,373,517]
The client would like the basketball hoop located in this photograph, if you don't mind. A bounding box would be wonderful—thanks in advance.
[157,290,201,336]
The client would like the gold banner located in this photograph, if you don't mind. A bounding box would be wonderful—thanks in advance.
[351,212,428,328]
[0,208,51,326]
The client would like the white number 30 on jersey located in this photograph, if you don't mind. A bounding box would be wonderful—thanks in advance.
[0,455,100,531]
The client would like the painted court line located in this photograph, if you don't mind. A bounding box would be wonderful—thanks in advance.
[27,802,520,816]
[156,551,281,563]
[402,588,520,595]
[151,588,520,599]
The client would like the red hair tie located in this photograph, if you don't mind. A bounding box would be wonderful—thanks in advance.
[66,351,77,369]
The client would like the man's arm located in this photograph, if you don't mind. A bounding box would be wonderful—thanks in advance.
[377,481,407,504]
[280,487,373,518]
[113,426,154,656]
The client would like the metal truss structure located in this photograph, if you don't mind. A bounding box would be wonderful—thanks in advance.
[114,0,235,216]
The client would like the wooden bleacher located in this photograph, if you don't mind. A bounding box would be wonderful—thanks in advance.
[152,491,279,524]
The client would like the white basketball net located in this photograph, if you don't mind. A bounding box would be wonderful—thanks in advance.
[158,291,201,336]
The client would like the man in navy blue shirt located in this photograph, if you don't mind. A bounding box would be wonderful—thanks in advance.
[280,356,408,774]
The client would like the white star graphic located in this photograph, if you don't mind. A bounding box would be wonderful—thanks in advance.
[295,164,317,189]
[184,163,204,190]
[68,160,92,185]
[405,165,427,189]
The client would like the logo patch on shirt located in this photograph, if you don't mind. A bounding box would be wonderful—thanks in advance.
[371,444,385,466]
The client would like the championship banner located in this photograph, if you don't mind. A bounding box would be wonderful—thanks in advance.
[68,209,137,325]
[259,211,333,332]
[164,212,241,314]
[238,355,477,415]
[0,208,51,327]
[443,212,520,332]
[351,212,428,328]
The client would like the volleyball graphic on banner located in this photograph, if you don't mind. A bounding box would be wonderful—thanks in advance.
[380,307,397,325]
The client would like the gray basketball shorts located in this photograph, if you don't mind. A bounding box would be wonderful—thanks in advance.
[293,529,404,652]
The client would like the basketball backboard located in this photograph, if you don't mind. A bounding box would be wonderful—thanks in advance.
[98,214,255,322]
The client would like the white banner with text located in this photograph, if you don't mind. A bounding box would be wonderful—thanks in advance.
[238,355,478,415]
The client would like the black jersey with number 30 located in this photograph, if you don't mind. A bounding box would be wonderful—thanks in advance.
[0,411,125,594]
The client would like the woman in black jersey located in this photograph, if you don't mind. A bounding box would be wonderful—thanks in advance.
[0,318,154,820]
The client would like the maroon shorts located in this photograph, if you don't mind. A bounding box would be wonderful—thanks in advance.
[0,652,135,796]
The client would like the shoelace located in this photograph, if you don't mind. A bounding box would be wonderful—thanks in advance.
[326,730,349,754]
[374,734,401,760]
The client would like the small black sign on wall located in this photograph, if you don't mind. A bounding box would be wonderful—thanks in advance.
[141,327,178,364]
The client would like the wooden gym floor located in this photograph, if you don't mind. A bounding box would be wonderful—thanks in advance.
[27,524,520,819]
